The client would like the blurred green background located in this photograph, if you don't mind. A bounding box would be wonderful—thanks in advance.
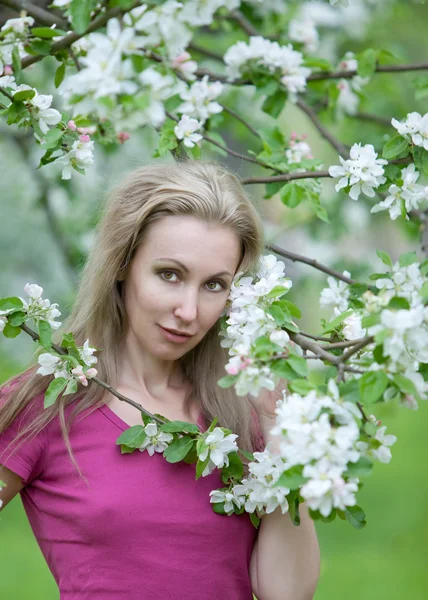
[1,0,428,598]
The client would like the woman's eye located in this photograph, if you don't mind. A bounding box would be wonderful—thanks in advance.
[160,271,178,282]
[206,281,224,292]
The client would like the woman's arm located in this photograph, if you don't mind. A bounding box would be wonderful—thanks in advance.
[249,415,320,600]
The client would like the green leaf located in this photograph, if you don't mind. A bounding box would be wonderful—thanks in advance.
[12,45,21,84]
[249,512,261,528]
[54,63,66,89]
[279,299,301,318]
[64,378,78,396]
[152,118,178,158]
[0,297,23,311]
[399,251,418,267]
[382,135,409,160]
[221,451,244,482]
[116,425,147,449]
[303,57,333,71]
[261,89,288,118]
[265,285,290,300]
[339,379,360,403]
[7,311,26,327]
[364,421,377,436]
[163,436,194,463]
[359,371,388,404]
[196,455,210,479]
[43,127,65,150]
[258,125,286,152]
[13,89,36,102]
[394,373,419,398]
[288,494,301,526]
[345,505,367,529]
[288,378,317,395]
[274,466,307,490]
[217,374,238,389]
[160,420,199,434]
[376,249,393,268]
[70,0,93,34]
[321,309,353,335]
[387,296,410,310]
[345,456,373,477]
[361,313,381,329]
[268,304,287,325]
[271,359,298,380]
[25,39,52,55]
[211,501,227,515]
[412,146,428,176]
[38,319,52,350]
[44,377,68,408]
[357,48,377,78]
[280,182,306,209]
[2,322,21,338]
[420,281,428,298]
[239,449,254,462]
[31,27,67,38]
[287,353,308,377]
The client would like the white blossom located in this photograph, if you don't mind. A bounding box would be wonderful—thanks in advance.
[174,115,203,148]
[139,422,174,456]
[392,112,428,151]
[53,138,95,180]
[371,164,428,220]
[37,353,69,379]
[285,137,313,164]
[199,428,239,476]
[328,144,387,201]
[0,316,7,333]
[79,339,98,366]
[288,19,319,53]
[356,425,397,464]
[209,488,242,514]
[319,272,350,312]
[177,75,223,123]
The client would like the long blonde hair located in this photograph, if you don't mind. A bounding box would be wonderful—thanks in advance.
[0,161,265,469]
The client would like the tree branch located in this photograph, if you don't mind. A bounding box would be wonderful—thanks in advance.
[0,0,68,28]
[266,243,359,284]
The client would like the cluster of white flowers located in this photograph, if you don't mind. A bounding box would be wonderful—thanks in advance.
[320,258,428,405]
[220,255,293,396]
[173,75,223,146]
[54,134,95,180]
[328,143,388,201]
[272,380,366,516]
[288,19,319,54]
[224,36,311,96]
[285,132,313,164]
[392,112,428,151]
[0,283,62,335]
[0,15,34,72]
[37,339,98,386]
[210,448,291,516]
[199,428,239,476]
[371,164,428,220]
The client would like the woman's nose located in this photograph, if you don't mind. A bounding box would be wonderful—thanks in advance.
[173,288,198,323]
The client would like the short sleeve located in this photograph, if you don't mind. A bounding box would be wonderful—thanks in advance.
[0,376,47,484]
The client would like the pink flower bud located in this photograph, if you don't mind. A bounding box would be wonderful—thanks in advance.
[4,65,13,75]
[77,127,89,134]
[225,365,239,375]
[290,131,297,140]
[68,120,77,131]
[172,52,190,68]
[376,420,382,426]
[117,131,130,144]
[86,368,98,379]
[79,134,91,143]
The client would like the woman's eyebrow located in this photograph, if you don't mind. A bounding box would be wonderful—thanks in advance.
[155,257,232,278]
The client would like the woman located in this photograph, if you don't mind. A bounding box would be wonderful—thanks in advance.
[0,161,320,600]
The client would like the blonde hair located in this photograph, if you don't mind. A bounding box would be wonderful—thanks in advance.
[0,161,265,471]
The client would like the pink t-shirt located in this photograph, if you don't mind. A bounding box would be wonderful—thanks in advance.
[0,378,261,600]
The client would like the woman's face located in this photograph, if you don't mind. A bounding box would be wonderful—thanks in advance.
[122,215,242,360]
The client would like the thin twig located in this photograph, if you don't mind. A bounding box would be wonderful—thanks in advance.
[357,401,369,423]
[267,243,359,284]
[242,170,331,185]
[188,42,224,62]
[221,105,261,138]
[20,323,166,424]
[296,98,349,157]
[340,337,374,362]
[321,338,369,349]
[229,10,259,36]
[308,62,428,81]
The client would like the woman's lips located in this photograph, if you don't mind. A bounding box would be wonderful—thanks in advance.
[158,325,194,344]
